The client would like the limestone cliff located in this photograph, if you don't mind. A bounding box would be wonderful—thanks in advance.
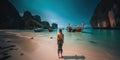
[0,0,23,29]
[90,0,120,29]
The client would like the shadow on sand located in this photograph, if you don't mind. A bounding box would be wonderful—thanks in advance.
[63,55,85,60]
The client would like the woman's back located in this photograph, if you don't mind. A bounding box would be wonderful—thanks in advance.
[58,33,64,40]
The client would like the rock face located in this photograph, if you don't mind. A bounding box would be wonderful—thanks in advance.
[90,0,120,29]
[52,23,58,29]
[0,0,23,29]
[22,11,51,29]
[22,11,43,29]
[33,15,41,22]
[23,11,33,20]
[41,21,50,29]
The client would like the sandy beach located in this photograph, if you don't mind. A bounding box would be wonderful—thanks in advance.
[0,30,119,60]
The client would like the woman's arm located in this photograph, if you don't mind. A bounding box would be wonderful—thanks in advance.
[57,35,59,44]
[63,34,64,43]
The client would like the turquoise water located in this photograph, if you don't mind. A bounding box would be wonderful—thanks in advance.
[82,29,120,56]
[35,29,120,56]
[11,29,120,56]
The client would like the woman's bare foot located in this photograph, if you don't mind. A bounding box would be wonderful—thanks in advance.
[58,54,60,59]
[61,56,63,58]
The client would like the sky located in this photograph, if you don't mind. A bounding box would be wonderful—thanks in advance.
[9,0,100,28]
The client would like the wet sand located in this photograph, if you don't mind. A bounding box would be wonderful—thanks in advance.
[0,30,119,60]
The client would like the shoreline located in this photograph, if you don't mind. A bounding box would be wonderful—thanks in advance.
[0,30,119,60]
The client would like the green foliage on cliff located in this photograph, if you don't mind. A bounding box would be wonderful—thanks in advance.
[24,18,44,29]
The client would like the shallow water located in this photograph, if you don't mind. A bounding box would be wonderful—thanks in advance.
[7,29,120,57]
[33,29,120,56]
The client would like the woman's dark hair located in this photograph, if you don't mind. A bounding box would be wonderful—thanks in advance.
[59,29,62,34]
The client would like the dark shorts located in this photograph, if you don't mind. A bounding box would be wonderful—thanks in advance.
[58,40,63,49]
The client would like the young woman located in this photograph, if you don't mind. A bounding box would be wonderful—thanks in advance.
[57,29,64,58]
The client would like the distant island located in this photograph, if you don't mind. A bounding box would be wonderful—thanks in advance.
[90,0,120,29]
[0,0,58,29]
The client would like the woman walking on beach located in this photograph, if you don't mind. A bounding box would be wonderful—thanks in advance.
[57,29,64,58]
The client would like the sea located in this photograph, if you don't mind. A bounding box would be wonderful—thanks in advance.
[34,28,120,56]
[9,28,120,57]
